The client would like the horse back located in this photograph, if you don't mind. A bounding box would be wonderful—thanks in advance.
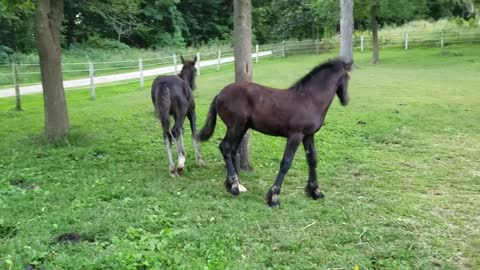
[152,75,194,114]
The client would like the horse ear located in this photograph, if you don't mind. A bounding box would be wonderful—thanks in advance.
[180,56,185,64]
[344,60,353,71]
[193,56,197,65]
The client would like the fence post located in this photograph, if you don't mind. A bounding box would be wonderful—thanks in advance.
[89,61,95,100]
[196,52,200,76]
[282,41,286,57]
[216,50,221,72]
[441,31,444,48]
[315,39,320,54]
[255,44,259,63]
[139,58,144,90]
[405,32,409,50]
[12,62,22,111]
[173,54,177,74]
[360,36,364,52]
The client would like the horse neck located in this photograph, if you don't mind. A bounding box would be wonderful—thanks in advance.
[179,70,194,89]
[300,73,339,106]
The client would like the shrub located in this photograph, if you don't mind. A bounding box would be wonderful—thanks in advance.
[83,34,130,50]
[0,45,14,65]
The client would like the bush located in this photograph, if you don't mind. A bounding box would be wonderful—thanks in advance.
[468,17,479,28]
[0,45,14,65]
[83,34,130,50]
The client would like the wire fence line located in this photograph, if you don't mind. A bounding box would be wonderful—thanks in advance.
[0,29,479,99]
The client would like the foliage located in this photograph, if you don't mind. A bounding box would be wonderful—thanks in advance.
[1,45,480,268]
[0,0,35,52]
[2,0,480,53]
[0,45,14,65]
[83,34,131,50]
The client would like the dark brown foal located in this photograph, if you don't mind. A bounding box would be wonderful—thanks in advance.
[151,56,205,177]
[199,58,352,207]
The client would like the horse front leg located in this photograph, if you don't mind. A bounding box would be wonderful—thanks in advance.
[266,133,303,207]
[187,111,205,167]
[303,135,324,200]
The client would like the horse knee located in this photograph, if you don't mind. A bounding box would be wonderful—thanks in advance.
[307,155,317,167]
[279,158,293,173]
[219,141,232,156]
[171,127,182,139]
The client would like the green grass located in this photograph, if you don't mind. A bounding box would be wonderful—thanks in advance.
[1,45,480,269]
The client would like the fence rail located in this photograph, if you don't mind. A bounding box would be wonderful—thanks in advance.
[1,29,479,99]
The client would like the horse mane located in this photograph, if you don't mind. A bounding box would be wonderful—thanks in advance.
[290,58,345,92]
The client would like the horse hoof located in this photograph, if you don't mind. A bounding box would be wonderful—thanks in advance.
[238,183,247,192]
[176,166,184,175]
[230,186,240,196]
[169,171,179,178]
[306,186,325,200]
[268,202,280,208]
[266,189,280,207]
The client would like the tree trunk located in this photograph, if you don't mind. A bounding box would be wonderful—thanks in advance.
[233,0,253,171]
[371,1,380,64]
[12,62,22,111]
[340,0,354,62]
[36,0,69,143]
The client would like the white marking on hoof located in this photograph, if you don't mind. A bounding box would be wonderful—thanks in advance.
[238,183,247,192]
[178,155,185,169]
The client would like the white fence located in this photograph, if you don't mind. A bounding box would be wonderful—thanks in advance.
[0,48,272,98]
[0,29,479,99]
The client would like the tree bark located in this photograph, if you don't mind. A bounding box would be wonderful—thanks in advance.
[233,0,253,171]
[340,0,354,62]
[36,0,69,142]
[371,1,380,64]
[12,62,22,111]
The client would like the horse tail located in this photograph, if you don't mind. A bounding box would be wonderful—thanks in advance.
[198,96,218,141]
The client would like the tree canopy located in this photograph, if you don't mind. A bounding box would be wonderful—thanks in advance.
[0,0,478,54]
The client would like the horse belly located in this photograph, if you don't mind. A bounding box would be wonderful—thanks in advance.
[250,115,289,137]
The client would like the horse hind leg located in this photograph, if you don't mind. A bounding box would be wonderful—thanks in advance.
[220,137,240,196]
[171,116,187,175]
[230,131,248,192]
[159,112,177,177]
[187,111,205,167]
[221,125,248,195]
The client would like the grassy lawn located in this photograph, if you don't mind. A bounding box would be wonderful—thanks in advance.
[0,45,479,269]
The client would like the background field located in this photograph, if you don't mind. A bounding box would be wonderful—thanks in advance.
[1,45,479,269]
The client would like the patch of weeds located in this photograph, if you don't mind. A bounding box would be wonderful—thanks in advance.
[55,232,95,244]
[0,224,17,238]
[9,178,39,190]
[96,227,178,268]
[92,148,107,159]
[440,50,464,57]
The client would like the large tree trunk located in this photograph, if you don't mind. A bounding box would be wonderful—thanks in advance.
[233,0,253,171]
[371,1,380,64]
[340,0,354,62]
[36,0,69,142]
